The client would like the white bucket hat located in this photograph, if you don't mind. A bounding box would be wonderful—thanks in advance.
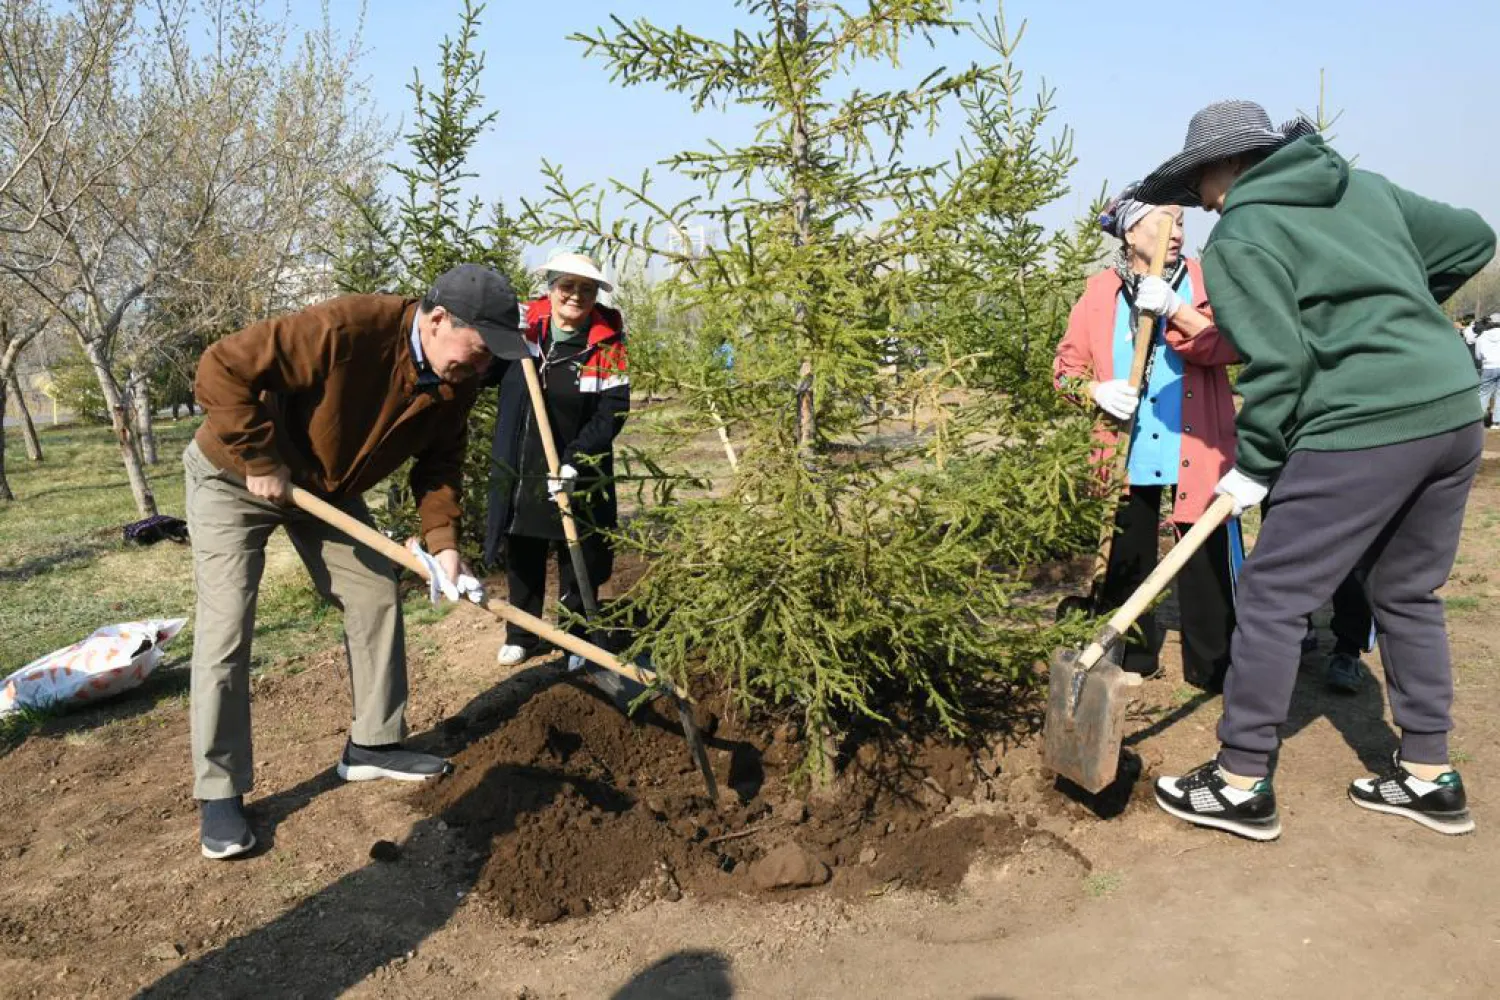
[538,250,613,294]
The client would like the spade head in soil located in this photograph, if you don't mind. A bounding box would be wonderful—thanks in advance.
[1043,643,1140,795]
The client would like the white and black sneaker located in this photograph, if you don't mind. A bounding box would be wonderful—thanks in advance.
[1349,755,1474,835]
[1155,760,1282,841]
[337,741,453,782]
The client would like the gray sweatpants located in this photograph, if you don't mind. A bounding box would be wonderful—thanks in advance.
[1218,422,1482,777]
[184,441,408,800]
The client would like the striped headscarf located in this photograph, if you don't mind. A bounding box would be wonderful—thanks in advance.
[1098,182,1156,241]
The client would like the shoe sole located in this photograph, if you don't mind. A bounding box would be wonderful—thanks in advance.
[337,762,444,783]
[1348,791,1475,835]
[1155,795,1282,841]
[201,832,257,860]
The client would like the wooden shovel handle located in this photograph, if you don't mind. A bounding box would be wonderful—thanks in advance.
[517,356,584,546]
[1078,492,1237,670]
[1126,218,1175,390]
[287,485,688,701]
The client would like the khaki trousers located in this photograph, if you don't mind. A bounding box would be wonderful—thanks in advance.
[183,441,407,800]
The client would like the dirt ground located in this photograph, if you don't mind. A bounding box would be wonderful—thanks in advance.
[5,467,1500,999]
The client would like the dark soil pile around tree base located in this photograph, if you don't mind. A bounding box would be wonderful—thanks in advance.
[411,668,1095,924]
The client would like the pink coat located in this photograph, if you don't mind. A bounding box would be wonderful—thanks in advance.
[1053,259,1239,524]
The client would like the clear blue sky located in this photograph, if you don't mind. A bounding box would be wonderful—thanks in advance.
[300,0,1496,260]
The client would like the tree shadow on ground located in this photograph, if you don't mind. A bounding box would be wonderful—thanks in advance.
[0,539,117,582]
[611,949,735,999]
[10,478,139,505]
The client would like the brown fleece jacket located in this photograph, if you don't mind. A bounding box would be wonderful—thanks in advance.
[193,294,479,553]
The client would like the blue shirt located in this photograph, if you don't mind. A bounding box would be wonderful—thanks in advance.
[1111,271,1193,485]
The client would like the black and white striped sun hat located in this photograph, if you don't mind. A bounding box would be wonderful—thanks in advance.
[1136,100,1317,207]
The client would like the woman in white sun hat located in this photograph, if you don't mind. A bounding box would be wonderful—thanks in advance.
[484,251,630,666]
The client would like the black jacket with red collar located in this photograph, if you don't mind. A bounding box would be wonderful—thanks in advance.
[483,299,630,559]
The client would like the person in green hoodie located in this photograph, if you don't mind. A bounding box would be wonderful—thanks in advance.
[1136,100,1495,841]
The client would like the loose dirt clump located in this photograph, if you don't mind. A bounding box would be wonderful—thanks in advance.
[411,673,1046,924]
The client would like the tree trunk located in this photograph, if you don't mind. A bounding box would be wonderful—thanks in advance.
[791,0,815,452]
[7,372,43,462]
[0,376,14,501]
[81,336,157,517]
[127,367,158,464]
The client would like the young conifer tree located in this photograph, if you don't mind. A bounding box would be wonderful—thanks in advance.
[330,0,527,557]
[525,1,1106,777]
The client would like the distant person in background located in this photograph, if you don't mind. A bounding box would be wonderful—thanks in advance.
[1054,183,1242,691]
[1464,313,1500,427]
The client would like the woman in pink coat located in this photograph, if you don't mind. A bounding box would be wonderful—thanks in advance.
[1054,184,1241,689]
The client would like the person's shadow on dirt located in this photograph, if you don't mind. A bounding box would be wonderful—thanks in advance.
[611,949,734,999]
[136,658,755,999]
[1279,646,1398,773]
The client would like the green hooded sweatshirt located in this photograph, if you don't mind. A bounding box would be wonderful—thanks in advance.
[1201,135,1495,481]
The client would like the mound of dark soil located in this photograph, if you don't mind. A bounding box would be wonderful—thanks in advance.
[411,673,1051,924]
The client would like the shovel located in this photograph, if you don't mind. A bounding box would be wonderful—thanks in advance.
[1044,492,1235,794]
[515,354,650,712]
[1057,220,1174,621]
[288,485,721,804]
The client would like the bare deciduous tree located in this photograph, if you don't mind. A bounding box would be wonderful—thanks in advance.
[4,0,383,513]
[0,289,53,499]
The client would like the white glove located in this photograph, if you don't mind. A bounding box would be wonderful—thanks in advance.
[547,463,579,501]
[1090,379,1139,422]
[406,541,486,605]
[1134,275,1183,318]
[407,541,458,604]
[1214,468,1269,517]
[454,573,486,605]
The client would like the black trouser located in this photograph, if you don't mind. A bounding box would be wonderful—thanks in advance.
[1329,571,1375,656]
[503,532,613,649]
[1100,485,1237,689]
[1219,424,1481,777]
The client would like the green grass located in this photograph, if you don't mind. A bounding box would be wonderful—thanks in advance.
[1083,871,1123,898]
[1,419,440,682]
[1444,595,1482,616]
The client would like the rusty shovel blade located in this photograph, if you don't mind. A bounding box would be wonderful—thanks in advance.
[1042,646,1140,794]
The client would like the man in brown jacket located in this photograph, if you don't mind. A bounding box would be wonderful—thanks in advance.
[187,263,523,859]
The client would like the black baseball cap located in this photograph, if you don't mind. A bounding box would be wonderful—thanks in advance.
[427,264,528,360]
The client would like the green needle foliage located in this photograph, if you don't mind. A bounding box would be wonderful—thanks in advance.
[327,0,526,559]
[524,1,1108,778]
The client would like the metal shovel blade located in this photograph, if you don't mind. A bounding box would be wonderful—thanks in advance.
[1042,646,1139,794]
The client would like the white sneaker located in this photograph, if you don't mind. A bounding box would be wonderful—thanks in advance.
[496,644,530,666]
